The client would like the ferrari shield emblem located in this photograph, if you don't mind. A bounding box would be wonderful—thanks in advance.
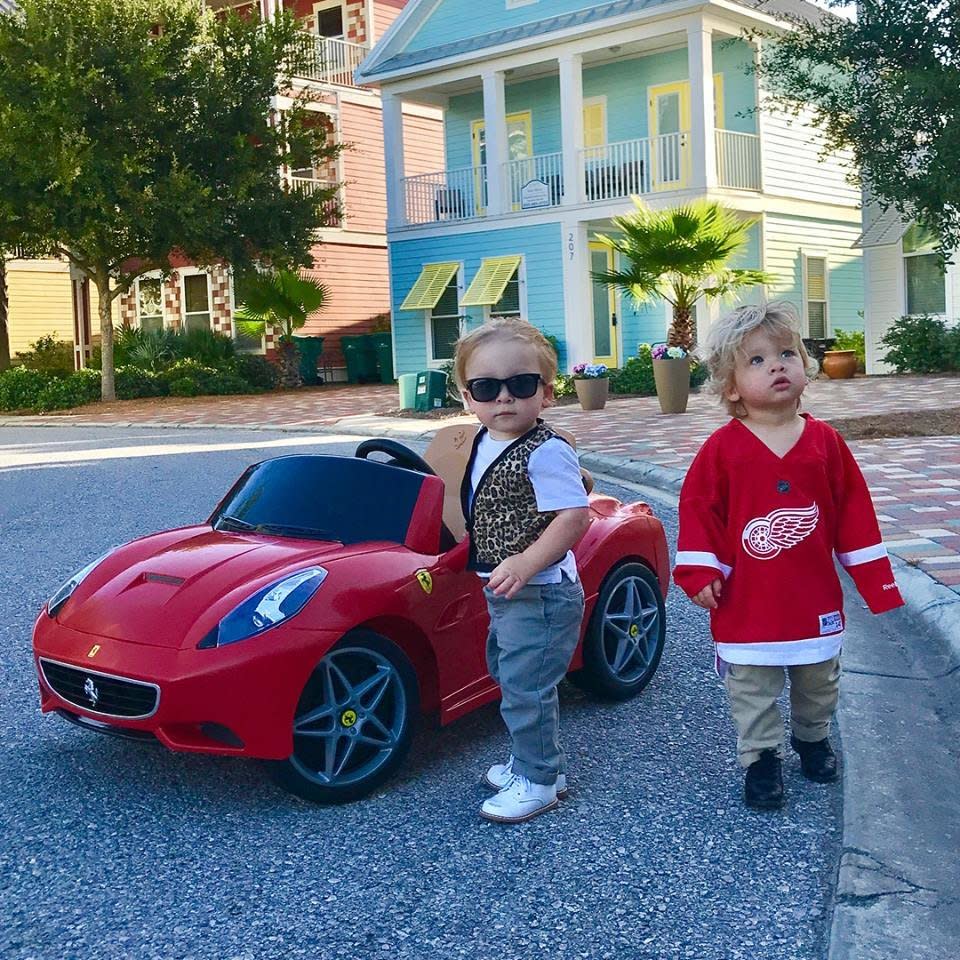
[415,570,433,595]
[87,644,101,659]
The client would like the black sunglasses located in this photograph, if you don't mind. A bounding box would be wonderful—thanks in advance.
[465,373,543,403]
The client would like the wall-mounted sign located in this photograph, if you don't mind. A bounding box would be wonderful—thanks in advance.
[520,179,551,209]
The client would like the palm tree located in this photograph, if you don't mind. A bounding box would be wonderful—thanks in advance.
[234,269,328,388]
[592,200,772,350]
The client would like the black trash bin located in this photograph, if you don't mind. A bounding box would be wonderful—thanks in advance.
[341,335,378,384]
[295,336,325,386]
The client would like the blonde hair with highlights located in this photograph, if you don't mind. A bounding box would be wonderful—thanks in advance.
[700,301,819,418]
[453,317,558,392]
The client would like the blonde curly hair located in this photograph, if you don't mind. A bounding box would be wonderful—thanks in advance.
[700,301,819,417]
[453,317,558,392]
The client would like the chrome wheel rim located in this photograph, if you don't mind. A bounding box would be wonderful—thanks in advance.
[291,646,407,788]
[600,575,661,684]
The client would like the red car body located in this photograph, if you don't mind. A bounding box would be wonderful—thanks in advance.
[33,453,668,764]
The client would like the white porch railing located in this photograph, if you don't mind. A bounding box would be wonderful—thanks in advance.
[504,152,564,209]
[715,129,761,190]
[291,35,368,88]
[288,176,342,227]
[580,132,687,202]
[402,165,486,225]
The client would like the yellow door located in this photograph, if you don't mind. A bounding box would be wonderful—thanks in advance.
[648,81,690,190]
[589,243,618,367]
[472,111,533,213]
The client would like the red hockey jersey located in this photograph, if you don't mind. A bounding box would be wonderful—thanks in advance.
[673,415,903,665]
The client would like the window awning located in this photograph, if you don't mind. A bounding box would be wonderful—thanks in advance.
[853,208,911,249]
[461,256,522,307]
[400,262,460,311]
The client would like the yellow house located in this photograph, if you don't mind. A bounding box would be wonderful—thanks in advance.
[6,257,108,365]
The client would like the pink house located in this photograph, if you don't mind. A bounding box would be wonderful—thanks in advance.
[116,0,445,378]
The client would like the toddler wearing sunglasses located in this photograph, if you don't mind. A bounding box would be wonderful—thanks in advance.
[454,318,591,824]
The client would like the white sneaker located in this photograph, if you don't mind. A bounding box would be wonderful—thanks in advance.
[483,755,568,798]
[480,774,559,823]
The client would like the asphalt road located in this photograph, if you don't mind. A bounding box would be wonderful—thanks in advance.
[0,426,841,960]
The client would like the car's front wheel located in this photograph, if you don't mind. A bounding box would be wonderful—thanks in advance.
[570,562,665,700]
[272,630,419,804]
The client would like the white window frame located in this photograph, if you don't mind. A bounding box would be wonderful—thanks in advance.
[484,257,528,323]
[179,267,214,334]
[312,0,346,38]
[901,234,950,319]
[801,252,829,339]
[135,271,165,332]
[424,264,465,366]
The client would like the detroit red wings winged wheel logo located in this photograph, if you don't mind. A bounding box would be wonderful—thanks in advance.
[741,503,820,560]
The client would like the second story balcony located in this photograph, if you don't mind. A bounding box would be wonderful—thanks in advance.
[290,33,368,88]
[400,129,761,226]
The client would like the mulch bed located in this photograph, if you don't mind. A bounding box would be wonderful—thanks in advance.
[826,408,960,441]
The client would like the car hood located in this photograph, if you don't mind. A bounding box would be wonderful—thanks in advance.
[57,525,374,648]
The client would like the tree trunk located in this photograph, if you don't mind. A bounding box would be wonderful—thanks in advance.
[96,278,116,401]
[278,339,302,388]
[668,305,695,351]
[0,256,10,371]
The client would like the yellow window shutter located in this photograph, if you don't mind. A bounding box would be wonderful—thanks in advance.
[583,102,605,148]
[806,257,827,301]
[400,262,460,311]
[461,256,522,307]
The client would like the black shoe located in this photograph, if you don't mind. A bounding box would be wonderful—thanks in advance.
[744,749,785,810]
[791,735,838,783]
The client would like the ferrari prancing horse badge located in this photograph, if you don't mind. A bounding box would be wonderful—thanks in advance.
[415,570,433,595]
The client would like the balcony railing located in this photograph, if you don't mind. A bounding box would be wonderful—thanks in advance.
[290,35,367,88]
[504,151,564,210]
[715,129,761,190]
[581,132,688,202]
[288,175,342,228]
[403,165,486,225]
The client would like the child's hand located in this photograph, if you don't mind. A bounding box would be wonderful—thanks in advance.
[488,555,535,599]
[692,579,723,609]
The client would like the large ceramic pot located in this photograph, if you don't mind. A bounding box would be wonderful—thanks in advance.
[652,357,691,414]
[574,377,609,411]
[822,350,857,380]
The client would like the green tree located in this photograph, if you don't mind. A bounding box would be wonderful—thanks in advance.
[592,200,771,350]
[0,0,340,399]
[234,268,328,387]
[751,0,960,254]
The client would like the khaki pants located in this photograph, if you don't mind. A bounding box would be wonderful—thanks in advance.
[723,656,841,768]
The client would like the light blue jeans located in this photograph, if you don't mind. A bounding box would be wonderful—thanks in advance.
[484,578,585,785]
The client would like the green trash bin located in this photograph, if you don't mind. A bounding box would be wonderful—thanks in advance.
[398,373,417,410]
[341,335,378,384]
[414,369,447,412]
[371,333,394,384]
[294,335,325,386]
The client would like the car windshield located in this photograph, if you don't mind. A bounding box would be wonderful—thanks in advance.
[210,455,428,546]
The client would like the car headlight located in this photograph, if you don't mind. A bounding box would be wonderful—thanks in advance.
[198,567,327,649]
[47,551,113,617]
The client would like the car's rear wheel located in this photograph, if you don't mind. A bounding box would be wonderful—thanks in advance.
[272,630,419,804]
[570,562,665,700]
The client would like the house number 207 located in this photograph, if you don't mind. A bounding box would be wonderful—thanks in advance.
[568,232,575,260]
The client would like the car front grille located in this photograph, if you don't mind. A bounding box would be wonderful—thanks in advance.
[39,658,159,719]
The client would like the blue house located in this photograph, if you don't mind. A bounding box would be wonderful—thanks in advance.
[357,0,864,374]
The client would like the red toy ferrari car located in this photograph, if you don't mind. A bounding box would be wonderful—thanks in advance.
[33,435,668,803]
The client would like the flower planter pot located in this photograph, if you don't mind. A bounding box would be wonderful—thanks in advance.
[574,377,609,410]
[652,356,691,414]
[822,349,857,380]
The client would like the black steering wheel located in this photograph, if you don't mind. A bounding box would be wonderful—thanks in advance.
[354,438,436,476]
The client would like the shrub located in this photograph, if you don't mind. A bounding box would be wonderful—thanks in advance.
[34,370,102,412]
[833,329,866,364]
[169,327,236,366]
[231,354,279,391]
[115,366,168,399]
[169,376,200,397]
[14,334,75,377]
[157,359,221,393]
[610,345,657,395]
[0,367,54,410]
[553,373,576,399]
[206,370,255,396]
[880,315,960,373]
[689,357,710,389]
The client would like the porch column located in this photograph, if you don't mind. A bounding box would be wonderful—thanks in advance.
[382,92,406,229]
[687,23,716,191]
[482,69,508,216]
[558,53,584,206]
[562,219,594,370]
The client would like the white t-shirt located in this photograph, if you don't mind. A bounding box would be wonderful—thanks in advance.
[468,433,589,584]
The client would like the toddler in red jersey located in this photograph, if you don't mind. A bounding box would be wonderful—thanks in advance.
[673,302,904,809]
